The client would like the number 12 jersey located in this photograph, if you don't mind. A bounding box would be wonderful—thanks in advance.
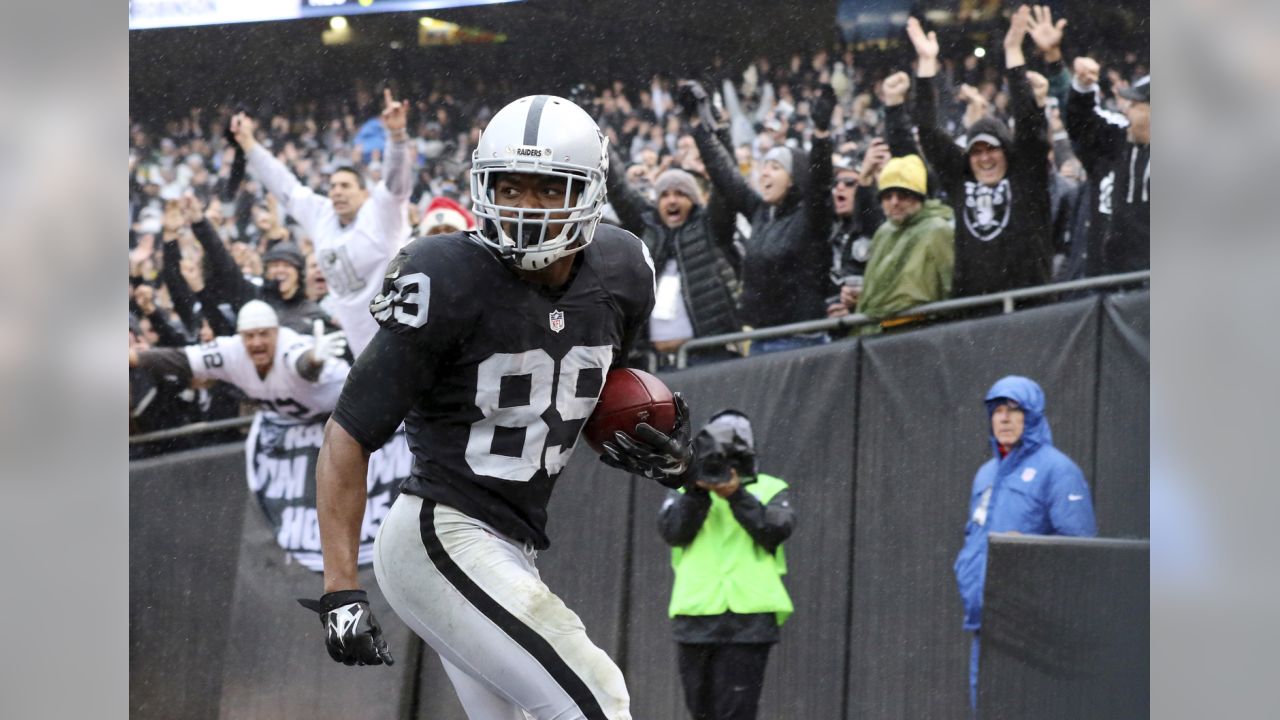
[332,225,656,549]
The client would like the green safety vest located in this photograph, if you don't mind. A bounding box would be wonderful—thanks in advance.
[668,473,794,626]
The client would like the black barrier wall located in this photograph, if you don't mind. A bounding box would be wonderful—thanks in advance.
[979,535,1150,719]
[130,291,1149,719]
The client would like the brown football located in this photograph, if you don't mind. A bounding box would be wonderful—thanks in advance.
[582,368,677,454]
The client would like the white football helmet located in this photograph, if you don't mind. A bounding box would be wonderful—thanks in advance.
[470,95,609,271]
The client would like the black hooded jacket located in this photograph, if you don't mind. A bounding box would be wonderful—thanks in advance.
[902,67,1053,297]
[189,219,330,334]
[1065,86,1149,274]
[694,125,834,329]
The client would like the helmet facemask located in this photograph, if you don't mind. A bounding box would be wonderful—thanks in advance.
[470,154,607,271]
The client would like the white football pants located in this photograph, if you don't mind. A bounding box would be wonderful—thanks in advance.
[374,494,631,720]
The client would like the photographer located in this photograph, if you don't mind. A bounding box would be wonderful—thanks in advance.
[658,410,796,720]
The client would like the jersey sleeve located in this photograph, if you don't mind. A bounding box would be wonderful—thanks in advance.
[182,336,243,383]
[610,230,657,364]
[332,238,473,451]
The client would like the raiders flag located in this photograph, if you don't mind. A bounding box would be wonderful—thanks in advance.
[245,413,408,571]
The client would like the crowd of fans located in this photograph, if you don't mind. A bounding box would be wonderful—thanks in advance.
[129,7,1150,454]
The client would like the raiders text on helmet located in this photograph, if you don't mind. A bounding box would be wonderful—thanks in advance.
[470,95,609,271]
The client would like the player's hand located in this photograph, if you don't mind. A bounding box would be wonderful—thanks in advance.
[297,590,395,667]
[599,393,693,487]
[310,319,348,364]
[810,85,836,132]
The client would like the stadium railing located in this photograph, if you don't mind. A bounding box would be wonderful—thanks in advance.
[670,269,1150,369]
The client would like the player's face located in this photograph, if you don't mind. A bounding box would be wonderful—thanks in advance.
[240,327,278,372]
[658,189,694,228]
[266,260,300,297]
[990,401,1025,450]
[968,143,1008,187]
[328,170,368,223]
[879,189,923,225]
[758,159,792,205]
[492,173,582,242]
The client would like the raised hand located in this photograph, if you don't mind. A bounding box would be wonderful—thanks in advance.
[881,71,911,107]
[1073,57,1101,88]
[1004,5,1031,68]
[179,256,204,293]
[230,112,258,152]
[1027,5,1067,61]
[1025,70,1050,108]
[381,88,409,139]
[811,85,836,132]
[310,319,348,364]
[179,191,205,224]
[162,201,185,236]
[129,234,156,272]
[957,85,991,127]
[858,137,891,185]
[906,17,940,77]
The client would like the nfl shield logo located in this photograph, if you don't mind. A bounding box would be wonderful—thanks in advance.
[549,309,566,333]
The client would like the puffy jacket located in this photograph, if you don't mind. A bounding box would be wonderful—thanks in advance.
[953,376,1097,631]
[855,199,954,332]
[606,148,742,339]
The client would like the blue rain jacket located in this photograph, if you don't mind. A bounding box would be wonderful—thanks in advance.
[953,376,1097,630]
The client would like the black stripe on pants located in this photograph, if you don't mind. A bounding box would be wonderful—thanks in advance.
[417,499,608,720]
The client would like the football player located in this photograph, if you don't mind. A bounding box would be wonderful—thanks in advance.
[229,88,414,357]
[304,95,695,720]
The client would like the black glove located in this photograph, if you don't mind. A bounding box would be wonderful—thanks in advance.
[221,121,247,202]
[811,85,836,132]
[297,590,395,667]
[676,81,718,127]
[600,393,694,488]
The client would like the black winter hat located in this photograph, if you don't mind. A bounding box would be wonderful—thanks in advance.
[964,117,1012,153]
[262,241,306,273]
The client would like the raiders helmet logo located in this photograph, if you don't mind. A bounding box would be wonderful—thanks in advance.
[508,145,553,159]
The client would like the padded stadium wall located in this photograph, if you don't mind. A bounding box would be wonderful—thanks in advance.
[130,290,1149,719]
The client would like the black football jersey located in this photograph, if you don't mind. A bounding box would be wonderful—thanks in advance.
[332,224,656,549]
